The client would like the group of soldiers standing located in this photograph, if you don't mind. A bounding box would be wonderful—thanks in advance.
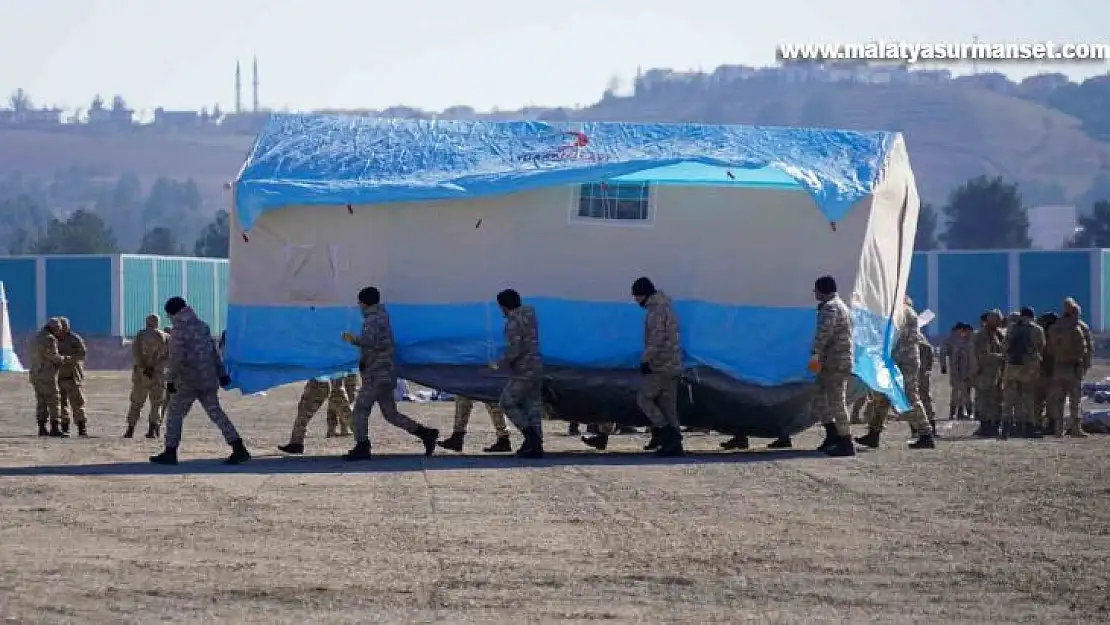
[27,316,88,437]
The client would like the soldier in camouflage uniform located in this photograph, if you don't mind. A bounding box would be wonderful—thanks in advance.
[55,317,89,436]
[1034,313,1059,431]
[325,372,358,436]
[28,318,70,437]
[791,275,856,456]
[629,277,685,457]
[1000,307,1045,438]
[437,397,513,453]
[124,314,170,438]
[971,310,1006,437]
[278,373,356,454]
[940,322,974,419]
[918,332,937,435]
[150,297,250,466]
[340,287,439,461]
[856,297,935,449]
[491,288,546,458]
[1046,299,1090,437]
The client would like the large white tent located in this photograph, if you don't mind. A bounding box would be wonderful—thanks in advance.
[223,115,918,436]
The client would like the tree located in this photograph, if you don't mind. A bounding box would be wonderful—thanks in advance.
[193,209,230,258]
[914,203,939,251]
[89,94,105,112]
[8,88,32,113]
[111,95,128,111]
[940,175,1031,250]
[30,209,119,254]
[0,194,52,254]
[137,227,184,255]
[1068,200,1110,248]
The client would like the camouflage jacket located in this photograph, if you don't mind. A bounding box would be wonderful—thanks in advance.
[167,306,225,391]
[1002,319,1045,378]
[501,305,542,379]
[1077,318,1094,370]
[894,306,923,374]
[28,326,67,380]
[811,294,853,376]
[132,327,170,377]
[57,331,87,381]
[641,292,682,374]
[351,304,396,379]
[918,337,935,374]
[939,332,973,379]
[970,326,1005,381]
[1047,315,1087,367]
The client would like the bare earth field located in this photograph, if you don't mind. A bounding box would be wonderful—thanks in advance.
[1,369,1108,624]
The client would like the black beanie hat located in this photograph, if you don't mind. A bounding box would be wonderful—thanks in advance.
[496,289,521,310]
[1020,306,1035,318]
[357,286,381,306]
[814,275,837,295]
[631,277,656,297]
[164,296,187,316]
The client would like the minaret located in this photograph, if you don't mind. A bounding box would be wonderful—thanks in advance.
[252,57,259,112]
[235,61,242,114]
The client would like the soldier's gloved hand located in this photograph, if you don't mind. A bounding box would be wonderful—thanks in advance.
[219,374,232,388]
[166,382,176,395]
[142,367,154,378]
[639,362,652,375]
[940,366,947,375]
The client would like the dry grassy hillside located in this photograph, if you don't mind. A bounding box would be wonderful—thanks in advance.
[2,85,1108,206]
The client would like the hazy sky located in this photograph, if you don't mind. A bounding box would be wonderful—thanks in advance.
[2,0,1108,114]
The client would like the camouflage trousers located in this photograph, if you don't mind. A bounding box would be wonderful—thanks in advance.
[290,380,352,444]
[330,373,359,429]
[352,375,423,444]
[1046,364,1084,433]
[126,371,165,428]
[864,393,892,430]
[164,387,242,448]
[918,372,935,420]
[866,371,929,434]
[949,375,973,417]
[58,377,87,427]
[31,376,61,426]
[850,393,870,424]
[808,371,850,436]
[452,396,509,437]
[499,378,544,432]
[973,373,1002,423]
[1001,368,1038,427]
[636,372,681,429]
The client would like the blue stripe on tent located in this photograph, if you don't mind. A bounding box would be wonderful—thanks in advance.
[222,299,908,412]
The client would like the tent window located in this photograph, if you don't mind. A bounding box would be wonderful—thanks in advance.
[576,183,650,221]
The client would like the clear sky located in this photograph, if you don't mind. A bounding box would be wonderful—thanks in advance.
[2,0,1108,114]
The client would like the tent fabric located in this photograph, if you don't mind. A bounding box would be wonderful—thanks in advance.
[225,115,917,415]
[0,281,25,373]
[234,115,895,231]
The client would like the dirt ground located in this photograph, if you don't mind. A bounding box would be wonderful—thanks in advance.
[1,369,1108,625]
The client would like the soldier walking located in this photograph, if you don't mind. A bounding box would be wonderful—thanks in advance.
[55,317,89,436]
[340,287,439,461]
[29,318,69,437]
[492,289,546,458]
[802,276,856,456]
[150,297,251,466]
[437,396,513,453]
[125,315,170,438]
[631,277,685,457]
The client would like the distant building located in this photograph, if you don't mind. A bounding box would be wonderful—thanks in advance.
[0,107,62,126]
[87,105,133,127]
[1027,205,1079,249]
[153,108,202,129]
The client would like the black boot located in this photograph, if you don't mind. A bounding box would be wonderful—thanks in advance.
[767,436,792,449]
[826,434,857,457]
[643,427,663,451]
[343,441,372,461]
[581,433,609,450]
[225,438,251,465]
[123,424,136,438]
[37,423,49,436]
[277,442,304,454]
[720,435,749,450]
[483,436,512,453]
[854,429,881,449]
[416,427,439,457]
[61,421,70,435]
[816,423,837,452]
[145,423,159,439]
[908,433,936,449]
[77,423,88,437]
[654,426,684,457]
[49,422,68,438]
[150,446,178,465]
[437,432,465,452]
[515,427,544,458]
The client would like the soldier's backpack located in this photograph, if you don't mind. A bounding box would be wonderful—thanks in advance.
[1006,322,1032,365]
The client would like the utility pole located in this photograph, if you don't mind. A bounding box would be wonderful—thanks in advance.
[971,35,981,75]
